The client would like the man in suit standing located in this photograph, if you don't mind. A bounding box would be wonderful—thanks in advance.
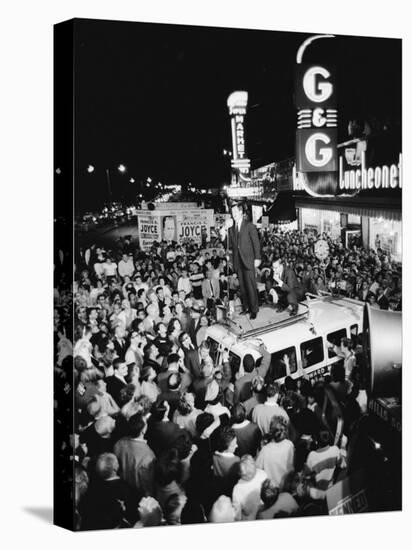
[222,201,261,319]
[270,258,305,316]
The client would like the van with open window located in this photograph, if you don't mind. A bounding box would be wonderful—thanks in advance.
[206,294,364,385]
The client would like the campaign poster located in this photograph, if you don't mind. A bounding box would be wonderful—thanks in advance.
[177,209,212,244]
[137,212,161,250]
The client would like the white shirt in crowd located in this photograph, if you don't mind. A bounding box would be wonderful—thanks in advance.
[103,261,117,277]
[177,276,192,295]
[256,439,294,490]
[232,468,268,521]
[118,258,135,278]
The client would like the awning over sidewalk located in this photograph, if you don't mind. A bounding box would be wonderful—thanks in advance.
[295,195,401,222]
[267,192,297,223]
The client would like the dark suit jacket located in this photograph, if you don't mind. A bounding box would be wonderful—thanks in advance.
[229,219,261,271]
[106,375,127,406]
[280,267,305,300]
[184,348,202,379]
[187,318,201,344]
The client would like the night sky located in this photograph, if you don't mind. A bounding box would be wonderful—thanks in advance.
[69,18,401,211]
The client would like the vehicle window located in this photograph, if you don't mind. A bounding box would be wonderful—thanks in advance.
[326,328,347,358]
[301,337,324,369]
[267,346,297,381]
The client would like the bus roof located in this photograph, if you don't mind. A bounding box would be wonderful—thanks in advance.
[207,296,364,354]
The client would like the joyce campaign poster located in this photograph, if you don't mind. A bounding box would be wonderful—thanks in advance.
[137,209,214,248]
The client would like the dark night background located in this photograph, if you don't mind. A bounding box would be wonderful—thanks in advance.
[63,18,401,212]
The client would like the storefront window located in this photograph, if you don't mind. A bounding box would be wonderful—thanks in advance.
[369,218,402,261]
[301,208,341,240]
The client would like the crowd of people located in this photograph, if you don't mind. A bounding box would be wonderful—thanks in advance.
[54,223,402,530]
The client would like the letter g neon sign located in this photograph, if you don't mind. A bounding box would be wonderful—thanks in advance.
[303,66,333,103]
[305,132,333,168]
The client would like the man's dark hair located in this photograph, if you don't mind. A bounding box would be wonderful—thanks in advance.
[266,382,280,398]
[231,403,246,425]
[318,429,332,447]
[113,358,124,371]
[195,412,214,436]
[243,354,255,373]
[151,400,168,422]
[260,478,280,508]
[167,353,180,367]
[215,426,236,452]
[155,448,182,486]
[128,412,146,438]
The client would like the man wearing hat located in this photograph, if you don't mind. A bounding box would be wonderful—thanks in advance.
[221,201,261,319]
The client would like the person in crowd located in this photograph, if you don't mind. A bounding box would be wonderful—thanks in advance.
[105,359,129,406]
[256,478,299,519]
[252,382,289,435]
[212,426,240,496]
[269,258,305,316]
[256,416,295,490]
[231,403,261,458]
[232,455,268,521]
[113,412,156,498]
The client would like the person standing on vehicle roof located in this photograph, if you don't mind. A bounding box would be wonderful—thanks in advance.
[221,201,261,320]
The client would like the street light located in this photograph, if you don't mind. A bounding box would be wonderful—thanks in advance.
[130,177,135,183]
[118,164,126,173]
[87,164,95,173]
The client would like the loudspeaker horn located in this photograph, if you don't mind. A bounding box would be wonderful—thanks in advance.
[363,304,402,397]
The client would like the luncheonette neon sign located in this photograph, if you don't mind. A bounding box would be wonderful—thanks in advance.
[339,152,402,190]
[227,91,251,174]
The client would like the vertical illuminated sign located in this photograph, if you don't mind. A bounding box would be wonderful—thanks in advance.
[295,64,338,172]
[227,91,251,175]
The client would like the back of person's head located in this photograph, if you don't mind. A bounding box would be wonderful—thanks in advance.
[155,448,182,486]
[209,495,236,523]
[260,478,280,508]
[266,382,280,399]
[173,432,193,460]
[231,403,246,425]
[95,453,119,480]
[239,454,257,482]
[151,400,168,422]
[195,412,214,437]
[127,412,146,438]
[136,394,152,416]
[215,426,236,452]
[168,371,182,391]
[243,354,255,373]
[177,394,193,416]
[269,416,289,443]
[284,376,297,392]
[318,429,332,447]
